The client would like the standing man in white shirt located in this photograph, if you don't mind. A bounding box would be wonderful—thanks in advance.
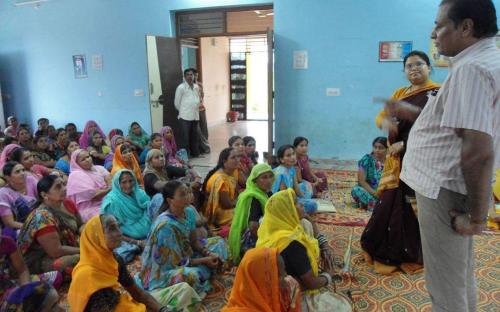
[174,68,201,158]
[383,1,499,311]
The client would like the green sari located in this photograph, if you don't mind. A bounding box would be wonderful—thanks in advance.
[228,164,274,264]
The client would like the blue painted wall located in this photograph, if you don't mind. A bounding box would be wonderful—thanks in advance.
[0,0,270,134]
[1,0,499,159]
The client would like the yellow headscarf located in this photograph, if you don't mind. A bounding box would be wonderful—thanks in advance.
[256,189,320,277]
[494,168,500,201]
[68,215,145,312]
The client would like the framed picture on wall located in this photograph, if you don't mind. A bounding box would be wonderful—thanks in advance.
[379,41,412,62]
[429,39,449,67]
[73,54,88,79]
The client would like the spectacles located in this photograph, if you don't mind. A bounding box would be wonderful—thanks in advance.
[405,62,427,71]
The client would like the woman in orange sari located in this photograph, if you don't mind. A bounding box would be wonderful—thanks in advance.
[361,51,440,275]
[111,143,144,187]
[222,247,301,312]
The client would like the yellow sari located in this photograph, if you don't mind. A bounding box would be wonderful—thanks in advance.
[68,216,145,312]
[494,168,500,201]
[204,170,237,228]
[375,80,441,128]
[256,189,319,282]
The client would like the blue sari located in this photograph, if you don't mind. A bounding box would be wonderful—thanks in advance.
[137,207,228,296]
[272,165,317,213]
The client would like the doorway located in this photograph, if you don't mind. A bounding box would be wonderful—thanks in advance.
[146,5,274,164]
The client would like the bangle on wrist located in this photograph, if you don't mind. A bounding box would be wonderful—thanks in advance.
[320,272,332,285]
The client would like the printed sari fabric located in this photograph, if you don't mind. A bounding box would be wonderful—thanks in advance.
[111,145,144,187]
[272,165,317,214]
[351,154,384,210]
[296,155,328,195]
[138,207,228,296]
[17,200,81,278]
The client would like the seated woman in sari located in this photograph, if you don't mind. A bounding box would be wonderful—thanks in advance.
[160,126,201,181]
[68,214,201,312]
[294,137,328,196]
[79,120,106,150]
[18,176,81,280]
[222,247,301,312]
[143,149,169,197]
[111,143,144,187]
[229,136,252,179]
[0,144,21,170]
[228,163,274,264]
[0,232,63,312]
[257,189,350,311]
[87,131,111,167]
[243,136,259,165]
[32,136,56,168]
[11,148,51,181]
[101,169,152,261]
[127,122,150,153]
[104,134,125,171]
[54,141,80,175]
[351,137,387,212]
[0,162,38,238]
[139,133,163,166]
[67,149,111,222]
[52,128,67,160]
[272,144,317,214]
[138,181,228,297]
[202,147,239,237]
[361,51,440,275]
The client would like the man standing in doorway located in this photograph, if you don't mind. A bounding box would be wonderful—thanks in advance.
[175,68,201,158]
[385,0,499,311]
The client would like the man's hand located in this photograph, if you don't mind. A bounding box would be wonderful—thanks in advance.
[450,211,485,236]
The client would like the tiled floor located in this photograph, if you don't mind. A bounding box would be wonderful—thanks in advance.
[190,120,269,176]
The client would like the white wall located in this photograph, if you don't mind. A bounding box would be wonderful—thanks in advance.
[200,37,230,126]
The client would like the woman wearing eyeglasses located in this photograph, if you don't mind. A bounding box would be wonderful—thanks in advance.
[361,51,441,275]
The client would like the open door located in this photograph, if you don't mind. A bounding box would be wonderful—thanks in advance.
[267,28,274,157]
[146,36,183,138]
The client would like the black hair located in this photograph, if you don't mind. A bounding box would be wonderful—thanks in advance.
[201,147,234,204]
[158,180,184,215]
[84,287,120,312]
[441,0,498,38]
[130,121,140,128]
[150,133,162,141]
[56,128,65,136]
[89,131,106,148]
[36,175,59,207]
[65,140,79,154]
[403,51,431,68]
[228,135,242,147]
[190,68,198,74]
[17,127,30,135]
[47,125,55,131]
[33,135,48,145]
[119,170,135,183]
[277,144,295,164]
[243,136,256,146]
[22,282,53,312]
[112,128,124,136]
[37,118,49,125]
[184,68,194,76]
[3,161,21,177]
[3,136,18,145]
[372,137,388,148]
[65,123,77,130]
[120,143,131,154]
[10,147,28,163]
[293,136,309,148]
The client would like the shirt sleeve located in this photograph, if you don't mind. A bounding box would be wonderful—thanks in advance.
[441,64,495,136]
[248,198,263,223]
[174,84,183,111]
[280,240,312,278]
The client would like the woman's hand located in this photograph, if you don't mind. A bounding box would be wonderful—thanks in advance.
[204,255,220,268]
[388,141,404,157]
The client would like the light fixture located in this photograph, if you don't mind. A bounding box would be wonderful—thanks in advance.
[14,0,51,7]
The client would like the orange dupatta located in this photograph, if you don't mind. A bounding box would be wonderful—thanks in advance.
[204,170,237,227]
[111,144,144,187]
[222,247,300,312]
[68,215,145,312]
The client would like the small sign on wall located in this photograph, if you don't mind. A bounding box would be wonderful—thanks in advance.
[293,50,308,69]
[73,54,88,79]
[92,54,103,71]
[379,41,412,62]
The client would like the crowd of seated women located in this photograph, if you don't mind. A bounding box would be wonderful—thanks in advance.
[0,114,347,311]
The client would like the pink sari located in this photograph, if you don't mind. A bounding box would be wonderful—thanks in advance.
[0,144,21,170]
[67,149,110,222]
[79,120,106,149]
[160,126,182,167]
